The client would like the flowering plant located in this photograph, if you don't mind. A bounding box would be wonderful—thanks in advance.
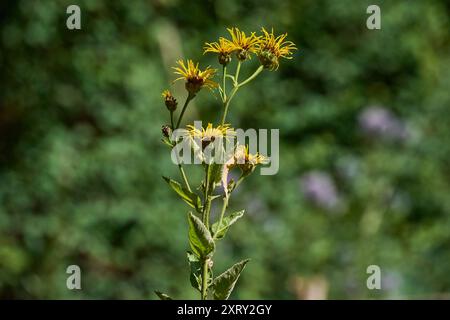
[157,27,296,300]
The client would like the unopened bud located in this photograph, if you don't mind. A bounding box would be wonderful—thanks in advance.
[219,53,231,66]
[162,90,178,111]
[161,125,172,138]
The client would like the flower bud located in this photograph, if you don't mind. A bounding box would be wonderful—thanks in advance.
[218,53,231,66]
[162,90,178,111]
[161,125,172,138]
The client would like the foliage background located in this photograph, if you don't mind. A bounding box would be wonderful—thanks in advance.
[0,0,449,299]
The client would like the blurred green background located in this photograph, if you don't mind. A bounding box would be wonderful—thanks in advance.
[1,0,449,299]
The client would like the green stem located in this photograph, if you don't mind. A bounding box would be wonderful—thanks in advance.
[170,111,174,129]
[200,164,214,300]
[222,65,227,102]
[235,61,241,84]
[214,197,229,239]
[234,175,245,191]
[203,165,212,226]
[176,93,194,129]
[220,86,239,125]
[220,65,264,125]
[201,259,209,300]
[178,164,191,192]
[239,65,264,87]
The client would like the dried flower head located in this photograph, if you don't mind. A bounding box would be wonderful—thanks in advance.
[162,89,178,111]
[257,28,297,70]
[173,59,218,95]
[204,38,235,66]
[226,27,261,61]
[231,145,268,172]
[221,145,269,198]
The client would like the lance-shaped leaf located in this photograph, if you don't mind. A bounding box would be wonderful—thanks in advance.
[212,210,244,239]
[154,291,172,300]
[212,259,250,300]
[163,176,202,212]
[188,212,215,258]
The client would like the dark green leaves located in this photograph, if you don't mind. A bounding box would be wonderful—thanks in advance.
[187,212,215,258]
[212,210,244,239]
[154,291,172,300]
[211,259,250,300]
[163,176,202,212]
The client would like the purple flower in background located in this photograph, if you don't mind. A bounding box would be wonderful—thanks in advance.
[300,171,340,211]
[358,106,408,141]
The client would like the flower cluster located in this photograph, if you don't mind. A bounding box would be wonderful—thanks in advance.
[203,27,297,69]
[157,27,297,301]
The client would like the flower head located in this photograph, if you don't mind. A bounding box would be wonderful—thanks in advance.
[204,38,235,66]
[257,28,297,70]
[226,27,261,61]
[161,89,177,111]
[221,145,269,198]
[187,123,235,149]
[173,59,218,95]
[230,145,268,171]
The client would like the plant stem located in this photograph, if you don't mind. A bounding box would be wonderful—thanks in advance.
[178,164,191,192]
[220,65,264,125]
[201,259,209,300]
[235,61,241,84]
[214,197,229,239]
[220,86,239,125]
[239,65,264,87]
[222,65,227,102]
[170,111,174,130]
[202,165,213,226]
[201,165,214,300]
[176,93,194,129]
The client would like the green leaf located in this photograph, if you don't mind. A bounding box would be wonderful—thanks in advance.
[212,210,244,239]
[212,259,250,300]
[163,176,202,211]
[161,137,174,148]
[187,212,215,258]
[187,252,213,292]
[154,291,172,300]
[187,252,202,291]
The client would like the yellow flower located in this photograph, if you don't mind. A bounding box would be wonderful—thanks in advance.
[182,123,236,165]
[161,89,177,111]
[226,27,261,61]
[187,123,235,148]
[173,59,218,95]
[204,38,235,65]
[257,28,297,70]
